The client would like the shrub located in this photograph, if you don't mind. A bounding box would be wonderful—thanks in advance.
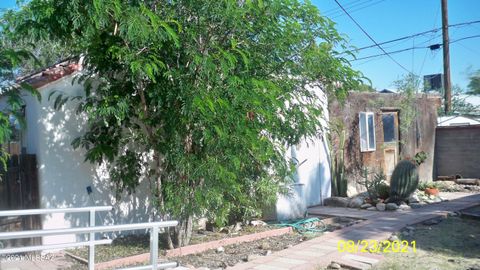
[377,183,390,199]
[358,168,388,200]
[418,181,439,191]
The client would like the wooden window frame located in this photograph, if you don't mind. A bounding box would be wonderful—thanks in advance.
[359,112,376,152]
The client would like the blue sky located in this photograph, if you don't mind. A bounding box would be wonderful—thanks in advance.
[312,0,480,91]
[2,0,479,91]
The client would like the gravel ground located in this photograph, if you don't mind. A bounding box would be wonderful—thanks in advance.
[64,217,360,269]
[173,232,312,269]
[436,181,480,193]
[66,224,275,263]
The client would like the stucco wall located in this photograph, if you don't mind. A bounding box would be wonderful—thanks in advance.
[272,85,331,220]
[329,92,441,195]
[20,74,154,245]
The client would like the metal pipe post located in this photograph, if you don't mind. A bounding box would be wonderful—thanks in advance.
[89,209,95,270]
[150,226,159,270]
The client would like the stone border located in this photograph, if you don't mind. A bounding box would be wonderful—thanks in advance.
[94,226,293,270]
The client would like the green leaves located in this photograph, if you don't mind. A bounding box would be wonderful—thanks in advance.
[3,0,364,239]
[467,70,480,95]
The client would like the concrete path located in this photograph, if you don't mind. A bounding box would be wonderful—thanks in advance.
[228,192,480,270]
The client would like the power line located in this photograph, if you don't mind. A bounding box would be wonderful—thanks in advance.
[352,20,480,52]
[331,0,387,19]
[351,34,480,61]
[326,0,376,17]
[353,46,429,61]
[418,4,441,76]
[450,34,480,44]
[333,0,411,73]
[323,0,372,16]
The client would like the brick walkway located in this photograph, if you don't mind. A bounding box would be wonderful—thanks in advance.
[228,192,480,270]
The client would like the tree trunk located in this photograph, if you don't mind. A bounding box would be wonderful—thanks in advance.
[151,150,176,249]
[174,215,193,247]
[165,228,174,250]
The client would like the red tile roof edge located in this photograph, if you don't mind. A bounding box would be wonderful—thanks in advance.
[16,58,82,89]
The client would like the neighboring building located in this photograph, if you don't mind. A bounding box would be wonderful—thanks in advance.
[434,124,480,179]
[435,114,480,179]
[437,116,480,127]
[378,88,398,94]
[329,91,441,196]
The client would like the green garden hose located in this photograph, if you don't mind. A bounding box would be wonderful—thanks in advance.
[274,217,327,234]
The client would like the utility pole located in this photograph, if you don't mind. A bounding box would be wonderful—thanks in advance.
[442,0,452,114]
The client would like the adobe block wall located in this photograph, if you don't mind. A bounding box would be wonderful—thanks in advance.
[435,125,480,178]
[329,92,441,195]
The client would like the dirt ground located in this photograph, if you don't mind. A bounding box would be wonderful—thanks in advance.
[65,217,359,269]
[174,232,312,269]
[66,224,276,263]
[372,216,480,270]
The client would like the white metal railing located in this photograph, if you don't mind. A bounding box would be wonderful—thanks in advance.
[0,206,178,270]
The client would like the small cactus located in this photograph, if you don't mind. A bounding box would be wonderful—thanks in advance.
[377,183,390,199]
[389,160,419,203]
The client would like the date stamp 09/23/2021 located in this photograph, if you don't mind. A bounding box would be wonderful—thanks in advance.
[338,239,417,253]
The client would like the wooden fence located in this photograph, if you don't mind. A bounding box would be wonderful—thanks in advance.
[0,154,41,247]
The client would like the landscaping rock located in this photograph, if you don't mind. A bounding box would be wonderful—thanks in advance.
[367,206,377,211]
[409,203,423,209]
[376,202,386,211]
[205,222,217,232]
[447,211,459,217]
[263,250,272,256]
[234,222,242,232]
[226,259,237,267]
[250,220,267,227]
[408,194,420,203]
[216,246,225,253]
[388,235,399,242]
[386,203,399,211]
[260,242,270,250]
[328,262,342,269]
[196,218,208,230]
[243,254,260,262]
[324,197,350,207]
[361,203,372,209]
[423,218,443,226]
[398,204,411,210]
[348,196,365,208]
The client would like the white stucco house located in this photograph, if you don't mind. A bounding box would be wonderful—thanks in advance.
[2,60,331,244]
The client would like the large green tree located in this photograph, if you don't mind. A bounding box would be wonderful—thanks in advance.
[3,0,363,247]
[467,70,480,95]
